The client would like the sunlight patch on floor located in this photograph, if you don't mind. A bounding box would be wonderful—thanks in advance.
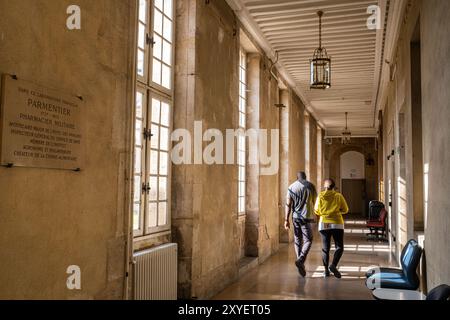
[310,265,372,279]
[345,220,366,225]
[344,244,390,252]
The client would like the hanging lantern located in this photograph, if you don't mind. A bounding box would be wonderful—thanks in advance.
[341,112,351,144]
[310,11,331,89]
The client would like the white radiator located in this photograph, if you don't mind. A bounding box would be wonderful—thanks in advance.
[133,243,178,300]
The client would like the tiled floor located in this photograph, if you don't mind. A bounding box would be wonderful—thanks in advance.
[213,219,395,300]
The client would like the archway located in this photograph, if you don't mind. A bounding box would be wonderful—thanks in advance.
[324,139,379,218]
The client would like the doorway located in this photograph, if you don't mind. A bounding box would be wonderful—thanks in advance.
[342,179,366,216]
[340,151,366,217]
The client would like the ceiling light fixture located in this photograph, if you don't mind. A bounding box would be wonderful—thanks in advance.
[342,112,351,144]
[310,11,331,89]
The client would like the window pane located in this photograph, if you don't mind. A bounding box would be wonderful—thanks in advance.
[159,177,167,200]
[154,0,163,11]
[138,23,146,49]
[240,182,245,196]
[160,102,170,126]
[158,202,167,225]
[162,40,171,65]
[239,197,245,213]
[240,67,246,83]
[152,59,161,84]
[137,50,145,76]
[133,203,141,230]
[238,135,245,152]
[239,151,245,165]
[161,64,171,89]
[154,9,163,35]
[159,152,168,175]
[148,202,157,228]
[239,166,245,182]
[135,119,142,147]
[149,176,158,201]
[164,0,173,18]
[239,112,245,128]
[153,34,162,60]
[139,0,147,22]
[150,150,159,174]
[163,17,172,42]
[134,147,142,174]
[134,175,141,202]
[160,126,169,151]
[151,98,161,123]
[239,97,245,110]
[136,92,143,118]
[240,83,246,98]
[149,125,158,149]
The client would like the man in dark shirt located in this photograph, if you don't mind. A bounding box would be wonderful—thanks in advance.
[284,171,318,277]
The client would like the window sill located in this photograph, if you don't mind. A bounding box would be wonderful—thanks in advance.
[133,230,171,252]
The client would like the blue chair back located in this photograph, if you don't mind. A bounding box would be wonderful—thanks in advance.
[400,239,422,287]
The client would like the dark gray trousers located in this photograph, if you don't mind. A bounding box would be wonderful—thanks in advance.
[293,218,313,262]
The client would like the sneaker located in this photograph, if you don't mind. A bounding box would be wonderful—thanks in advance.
[295,259,306,277]
[323,270,330,278]
[329,265,342,278]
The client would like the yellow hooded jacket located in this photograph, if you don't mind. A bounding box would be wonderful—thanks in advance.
[314,190,349,225]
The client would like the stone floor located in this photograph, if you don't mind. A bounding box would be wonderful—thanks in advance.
[213,219,395,300]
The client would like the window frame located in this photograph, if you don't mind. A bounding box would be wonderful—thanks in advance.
[144,92,173,235]
[148,0,175,96]
[238,48,247,216]
[133,86,148,238]
[132,0,175,240]
[137,0,150,84]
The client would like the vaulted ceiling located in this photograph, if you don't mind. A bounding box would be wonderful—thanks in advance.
[228,0,389,137]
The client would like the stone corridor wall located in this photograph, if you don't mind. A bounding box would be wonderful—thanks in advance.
[173,0,314,298]
[420,0,450,290]
[0,0,134,299]
[382,0,450,290]
[0,0,325,300]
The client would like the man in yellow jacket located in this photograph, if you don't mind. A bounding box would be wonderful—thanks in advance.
[314,178,349,278]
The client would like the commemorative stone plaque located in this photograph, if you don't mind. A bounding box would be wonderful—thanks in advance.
[0,74,84,170]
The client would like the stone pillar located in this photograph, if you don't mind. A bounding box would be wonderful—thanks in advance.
[317,126,323,190]
[172,0,197,298]
[279,89,290,243]
[304,113,311,179]
[309,117,318,186]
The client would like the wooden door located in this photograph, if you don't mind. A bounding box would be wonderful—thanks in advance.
[342,179,366,217]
